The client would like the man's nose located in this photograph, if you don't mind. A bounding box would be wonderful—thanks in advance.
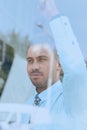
[32,61,39,70]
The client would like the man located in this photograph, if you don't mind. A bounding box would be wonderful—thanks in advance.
[26,35,70,129]
[24,0,87,129]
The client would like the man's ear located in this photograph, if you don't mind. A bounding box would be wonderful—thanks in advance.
[56,61,61,71]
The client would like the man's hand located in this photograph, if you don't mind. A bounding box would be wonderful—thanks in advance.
[38,0,59,20]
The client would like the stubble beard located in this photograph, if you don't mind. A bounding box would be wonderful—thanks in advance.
[31,78,50,90]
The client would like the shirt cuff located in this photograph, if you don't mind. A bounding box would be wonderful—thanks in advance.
[50,13,64,21]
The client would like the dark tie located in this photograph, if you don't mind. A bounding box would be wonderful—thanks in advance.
[34,94,41,106]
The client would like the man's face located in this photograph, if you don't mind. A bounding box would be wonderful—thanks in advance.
[27,43,60,92]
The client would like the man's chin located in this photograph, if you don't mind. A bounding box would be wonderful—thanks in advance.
[31,81,41,88]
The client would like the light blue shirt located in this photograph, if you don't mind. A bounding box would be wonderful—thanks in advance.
[50,15,87,129]
[24,80,72,130]
[27,80,63,110]
[50,15,87,112]
[22,15,87,129]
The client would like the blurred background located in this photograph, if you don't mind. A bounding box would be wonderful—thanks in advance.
[0,0,87,103]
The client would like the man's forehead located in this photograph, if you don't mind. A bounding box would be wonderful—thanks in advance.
[28,43,53,53]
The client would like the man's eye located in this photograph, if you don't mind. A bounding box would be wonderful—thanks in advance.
[28,60,33,63]
[39,59,43,61]
[39,58,46,62]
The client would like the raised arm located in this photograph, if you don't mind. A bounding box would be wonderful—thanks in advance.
[39,0,87,114]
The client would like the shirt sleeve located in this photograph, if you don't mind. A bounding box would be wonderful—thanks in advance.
[49,16,87,114]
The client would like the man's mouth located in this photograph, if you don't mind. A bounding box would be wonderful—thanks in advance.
[31,73,41,77]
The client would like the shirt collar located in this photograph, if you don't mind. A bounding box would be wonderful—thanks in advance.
[34,80,63,103]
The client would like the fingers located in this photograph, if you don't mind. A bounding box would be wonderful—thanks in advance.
[38,0,59,19]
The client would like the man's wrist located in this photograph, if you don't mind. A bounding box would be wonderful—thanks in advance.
[50,13,63,21]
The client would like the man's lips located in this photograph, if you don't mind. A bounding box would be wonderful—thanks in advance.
[30,73,41,80]
[30,73,41,77]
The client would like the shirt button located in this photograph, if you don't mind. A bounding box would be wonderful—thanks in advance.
[64,22,67,26]
[72,41,75,45]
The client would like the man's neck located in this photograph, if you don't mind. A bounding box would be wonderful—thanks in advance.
[36,79,60,94]
[36,87,47,94]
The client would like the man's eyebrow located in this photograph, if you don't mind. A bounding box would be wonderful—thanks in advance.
[26,55,48,59]
[26,57,32,60]
[38,55,48,59]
